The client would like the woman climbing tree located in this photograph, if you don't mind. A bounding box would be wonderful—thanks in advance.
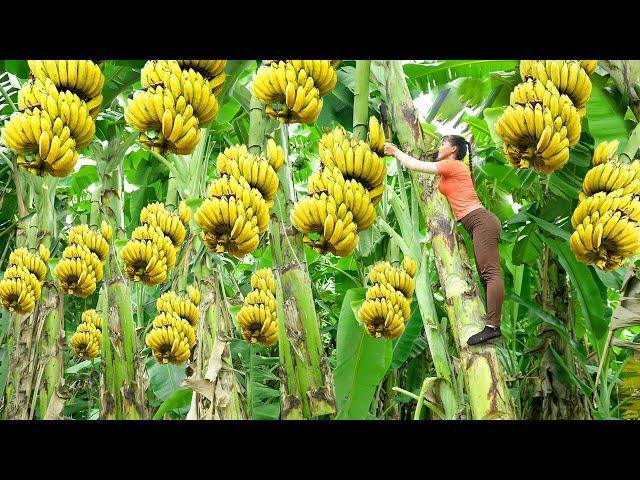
[384,135,504,346]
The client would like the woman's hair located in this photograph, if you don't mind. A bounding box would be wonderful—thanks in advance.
[442,134,474,184]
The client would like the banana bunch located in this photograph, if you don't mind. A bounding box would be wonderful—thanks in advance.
[146,286,200,365]
[252,60,340,124]
[70,309,103,359]
[571,190,640,228]
[496,77,581,174]
[581,159,640,199]
[178,201,192,226]
[319,126,387,204]
[236,268,278,345]
[291,126,387,258]
[140,202,188,251]
[125,85,202,155]
[288,60,339,97]
[570,149,640,271]
[195,140,282,258]
[140,60,220,125]
[18,78,97,148]
[195,174,269,257]
[368,116,386,156]
[121,202,188,286]
[519,60,595,116]
[54,222,111,298]
[156,287,200,327]
[307,167,377,230]
[358,258,416,339]
[216,144,282,207]
[2,60,104,177]
[291,168,364,258]
[125,59,226,156]
[0,245,49,315]
[592,140,619,166]
[176,60,227,97]
[27,60,104,116]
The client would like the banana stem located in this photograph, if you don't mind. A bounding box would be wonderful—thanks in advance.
[353,61,371,141]
[136,283,144,329]
[149,150,181,182]
[247,341,254,419]
[593,329,614,407]
[165,174,178,208]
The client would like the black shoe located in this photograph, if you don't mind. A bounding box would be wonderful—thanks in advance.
[467,326,501,346]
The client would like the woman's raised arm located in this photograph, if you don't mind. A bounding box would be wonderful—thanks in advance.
[384,142,439,175]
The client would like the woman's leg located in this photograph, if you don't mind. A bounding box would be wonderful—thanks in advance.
[471,212,504,328]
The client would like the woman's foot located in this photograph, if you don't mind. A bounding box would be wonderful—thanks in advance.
[467,325,501,346]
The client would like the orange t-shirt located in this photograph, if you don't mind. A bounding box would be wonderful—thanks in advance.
[436,160,483,220]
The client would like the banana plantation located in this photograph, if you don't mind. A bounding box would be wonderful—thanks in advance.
[1,59,640,420]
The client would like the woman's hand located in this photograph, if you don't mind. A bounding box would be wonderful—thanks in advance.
[384,142,399,157]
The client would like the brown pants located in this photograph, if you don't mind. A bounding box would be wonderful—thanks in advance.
[459,208,504,327]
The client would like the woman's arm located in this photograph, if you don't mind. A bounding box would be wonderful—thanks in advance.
[384,142,439,175]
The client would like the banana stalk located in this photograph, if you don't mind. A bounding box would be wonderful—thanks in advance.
[530,247,590,419]
[352,60,371,142]
[96,134,147,419]
[184,263,246,419]
[1,176,64,419]
[248,92,336,419]
[170,131,244,420]
[380,60,515,420]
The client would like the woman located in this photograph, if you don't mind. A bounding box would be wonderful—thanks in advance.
[384,136,504,346]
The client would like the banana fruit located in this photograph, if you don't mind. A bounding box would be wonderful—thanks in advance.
[357,259,417,339]
[571,141,640,271]
[236,268,278,345]
[54,224,111,298]
[0,246,49,315]
[252,60,339,125]
[70,309,104,359]
[146,286,200,365]
[1,60,104,178]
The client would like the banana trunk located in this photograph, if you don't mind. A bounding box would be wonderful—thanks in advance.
[97,143,147,419]
[380,60,515,420]
[352,60,371,142]
[184,268,246,419]
[248,93,336,419]
[530,247,590,419]
[2,176,64,419]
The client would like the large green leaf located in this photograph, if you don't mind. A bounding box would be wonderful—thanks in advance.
[4,60,29,79]
[585,74,632,151]
[335,288,392,419]
[549,346,593,396]
[101,60,145,110]
[483,106,506,146]
[403,61,518,91]
[390,301,422,370]
[525,213,571,241]
[152,388,192,420]
[146,360,186,401]
[545,238,607,340]
[512,223,543,265]
[549,168,582,201]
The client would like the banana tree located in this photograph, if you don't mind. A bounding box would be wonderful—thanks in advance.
[246,77,337,419]
[380,60,515,420]
[352,60,462,419]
